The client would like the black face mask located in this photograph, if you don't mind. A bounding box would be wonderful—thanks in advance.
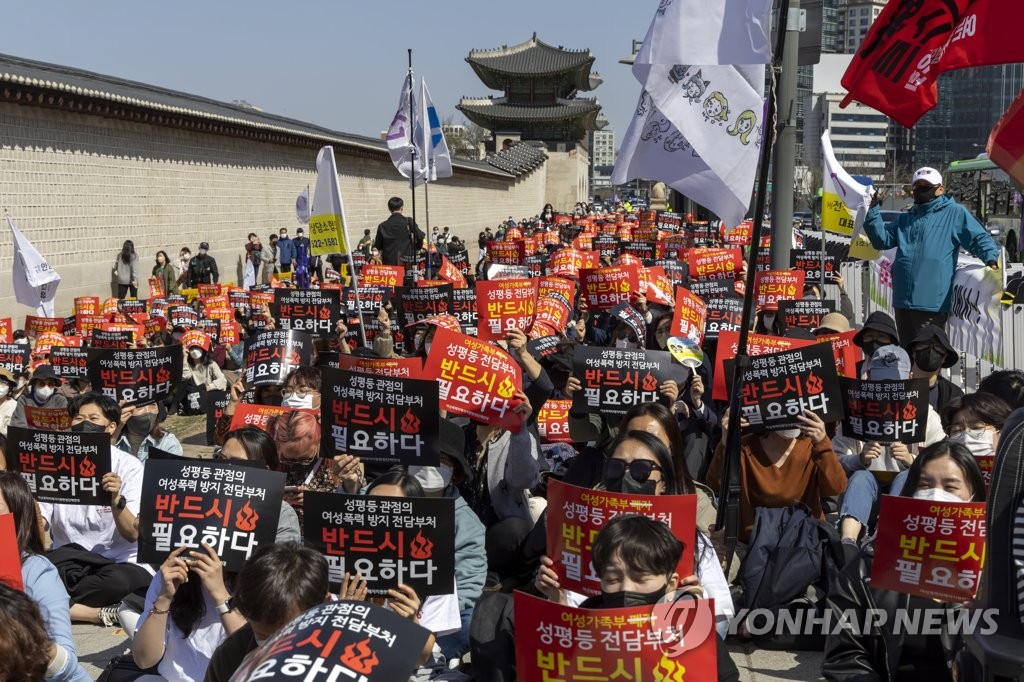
[604,472,657,496]
[71,421,108,434]
[601,584,668,608]
[860,340,884,359]
[912,186,938,204]
[915,347,946,372]
[126,414,157,436]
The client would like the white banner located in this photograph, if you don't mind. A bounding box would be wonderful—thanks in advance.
[421,78,452,183]
[632,0,773,66]
[386,73,427,183]
[948,254,1003,366]
[8,215,60,316]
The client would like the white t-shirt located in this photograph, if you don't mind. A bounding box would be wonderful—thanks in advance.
[38,447,144,565]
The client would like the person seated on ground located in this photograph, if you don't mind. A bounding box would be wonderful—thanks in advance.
[114,401,182,462]
[823,441,986,682]
[977,369,1024,409]
[833,345,945,553]
[706,408,847,544]
[0,472,90,681]
[42,393,150,626]
[941,391,1011,464]
[8,364,67,430]
[906,324,963,413]
[181,335,228,392]
[536,514,739,682]
[0,582,86,682]
[852,311,900,378]
[408,419,487,662]
[0,367,17,435]
[202,542,330,682]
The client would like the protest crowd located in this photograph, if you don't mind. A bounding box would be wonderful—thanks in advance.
[1,165,1023,682]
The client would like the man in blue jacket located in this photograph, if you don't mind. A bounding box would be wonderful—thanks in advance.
[276,227,296,276]
[864,166,1000,343]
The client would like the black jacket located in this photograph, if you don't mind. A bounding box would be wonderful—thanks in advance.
[186,254,219,287]
[374,213,423,266]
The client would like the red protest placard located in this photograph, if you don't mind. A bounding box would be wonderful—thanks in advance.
[579,266,638,311]
[537,276,576,303]
[514,591,717,682]
[228,404,317,432]
[360,265,404,288]
[487,240,525,266]
[32,332,66,358]
[23,406,72,432]
[687,248,743,281]
[423,327,523,431]
[712,330,815,401]
[438,256,468,289]
[537,399,573,443]
[334,354,424,379]
[871,496,986,602]
[197,283,221,298]
[476,278,539,342]
[24,316,63,339]
[0,514,23,590]
[533,297,572,334]
[547,248,585,279]
[75,314,107,340]
[754,270,804,310]
[644,267,675,307]
[723,220,754,246]
[670,286,708,344]
[816,330,861,378]
[74,297,100,316]
[0,318,10,344]
[546,480,696,595]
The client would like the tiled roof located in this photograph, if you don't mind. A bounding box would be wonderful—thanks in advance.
[467,34,594,76]
[457,97,601,122]
[485,142,547,175]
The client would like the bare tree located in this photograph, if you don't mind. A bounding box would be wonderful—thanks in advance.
[443,115,491,160]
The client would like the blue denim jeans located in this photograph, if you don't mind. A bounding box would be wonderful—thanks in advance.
[436,605,473,661]
[839,469,910,530]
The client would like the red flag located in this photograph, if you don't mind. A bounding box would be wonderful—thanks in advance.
[841,1,1024,127]
[988,86,1024,188]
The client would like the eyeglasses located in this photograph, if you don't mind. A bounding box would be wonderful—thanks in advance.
[603,458,662,483]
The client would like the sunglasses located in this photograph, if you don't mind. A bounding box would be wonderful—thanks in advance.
[603,458,662,483]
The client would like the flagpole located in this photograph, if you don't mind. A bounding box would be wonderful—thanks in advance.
[715,0,792,575]
[407,49,420,283]
[335,160,368,349]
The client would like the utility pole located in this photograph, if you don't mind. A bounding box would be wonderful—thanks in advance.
[770,0,803,270]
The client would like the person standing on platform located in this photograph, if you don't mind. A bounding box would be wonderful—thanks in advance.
[276,227,296,276]
[374,196,424,267]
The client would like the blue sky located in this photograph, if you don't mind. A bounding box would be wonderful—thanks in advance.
[3,1,654,145]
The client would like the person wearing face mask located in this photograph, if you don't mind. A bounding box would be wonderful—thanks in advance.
[823,441,987,682]
[114,401,182,462]
[184,241,219,288]
[8,364,68,430]
[276,228,295,275]
[0,368,18,435]
[180,338,228,394]
[907,324,963,413]
[941,391,1011,463]
[851,311,900,379]
[176,247,192,287]
[43,393,151,627]
[755,308,782,336]
[864,167,1000,344]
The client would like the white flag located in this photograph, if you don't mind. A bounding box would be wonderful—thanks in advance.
[386,73,428,183]
[633,0,773,66]
[308,146,350,257]
[295,186,310,224]
[613,91,753,229]
[7,215,60,316]
[820,131,877,259]
[420,78,453,183]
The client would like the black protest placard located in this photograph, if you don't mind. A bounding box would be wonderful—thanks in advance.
[725,342,843,431]
[197,319,221,345]
[840,378,929,444]
[527,335,562,360]
[790,249,838,283]
[90,330,133,349]
[229,601,432,682]
[452,288,478,336]
[228,290,250,315]
[448,250,470,275]
[688,279,736,301]
[571,347,686,417]
[620,241,655,260]
[206,389,230,445]
[87,346,183,406]
[273,289,341,338]
[394,284,453,330]
[242,330,312,386]
[344,286,391,315]
[117,299,147,316]
[778,299,837,330]
[49,346,90,378]
[7,427,111,505]
[137,458,284,572]
[321,367,439,467]
[593,234,618,260]
[167,305,199,329]
[652,260,688,286]
[303,491,455,597]
[525,253,548,278]
[704,298,744,339]
[61,316,78,336]
[0,344,31,375]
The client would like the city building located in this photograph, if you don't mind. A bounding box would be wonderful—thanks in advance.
[589,125,615,192]
[794,0,843,161]
[805,92,889,175]
[838,0,887,52]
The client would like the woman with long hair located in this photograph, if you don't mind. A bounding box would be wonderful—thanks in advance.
[153,250,177,297]
[114,239,139,299]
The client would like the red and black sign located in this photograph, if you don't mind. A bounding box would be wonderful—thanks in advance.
[303,491,455,597]
[592,234,618,260]
[476,278,538,342]
[790,250,837,283]
[167,305,199,329]
[778,299,837,330]
[619,240,655,260]
[725,342,844,431]
[840,378,929,444]
[23,407,72,432]
[228,290,250,315]
[0,344,30,375]
[452,288,478,336]
[242,330,312,387]
[273,289,341,338]
[320,367,439,467]
[579,265,638,310]
[8,427,111,505]
[117,299,147,316]
[704,298,745,339]
[688,279,736,301]
[138,458,284,572]
[394,284,454,332]
[571,347,686,417]
[88,346,183,406]
[344,286,391,315]
[49,346,90,379]
[90,330,133,349]
[610,302,647,344]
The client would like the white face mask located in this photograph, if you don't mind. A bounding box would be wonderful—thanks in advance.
[948,429,994,457]
[0,385,9,399]
[34,386,55,402]
[410,464,454,492]
[913,487,967,503]
[280,391,314,409]
[189,348,204,360]
[774,427,802,440]
[615,337,639,349]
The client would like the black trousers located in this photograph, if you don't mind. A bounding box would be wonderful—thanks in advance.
[894,308,948,348]
[48,544,151,608]
[117,283,138,299]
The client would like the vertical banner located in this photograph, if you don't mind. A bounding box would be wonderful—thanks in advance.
[137,458,285,572]
[242,330,312,386]
[870,496,986,602]
[571,347,686,417]
[87,347,183,406]
[303,491,455,597]
[839,378,929,444]
[670,286,708,344]
[308,146,350,256]
[475,278,539,342]
[948,256,1004,366]
[422,327,523,430]
[320,367,439,466]
[7,427,111,505]
[272,289,341,337]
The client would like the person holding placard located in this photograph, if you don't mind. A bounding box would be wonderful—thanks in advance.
[114,401,182,463]
[8,364,67,431]
[823,441,987,681]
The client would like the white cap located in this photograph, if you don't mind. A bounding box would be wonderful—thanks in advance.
[912,167,943,186]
